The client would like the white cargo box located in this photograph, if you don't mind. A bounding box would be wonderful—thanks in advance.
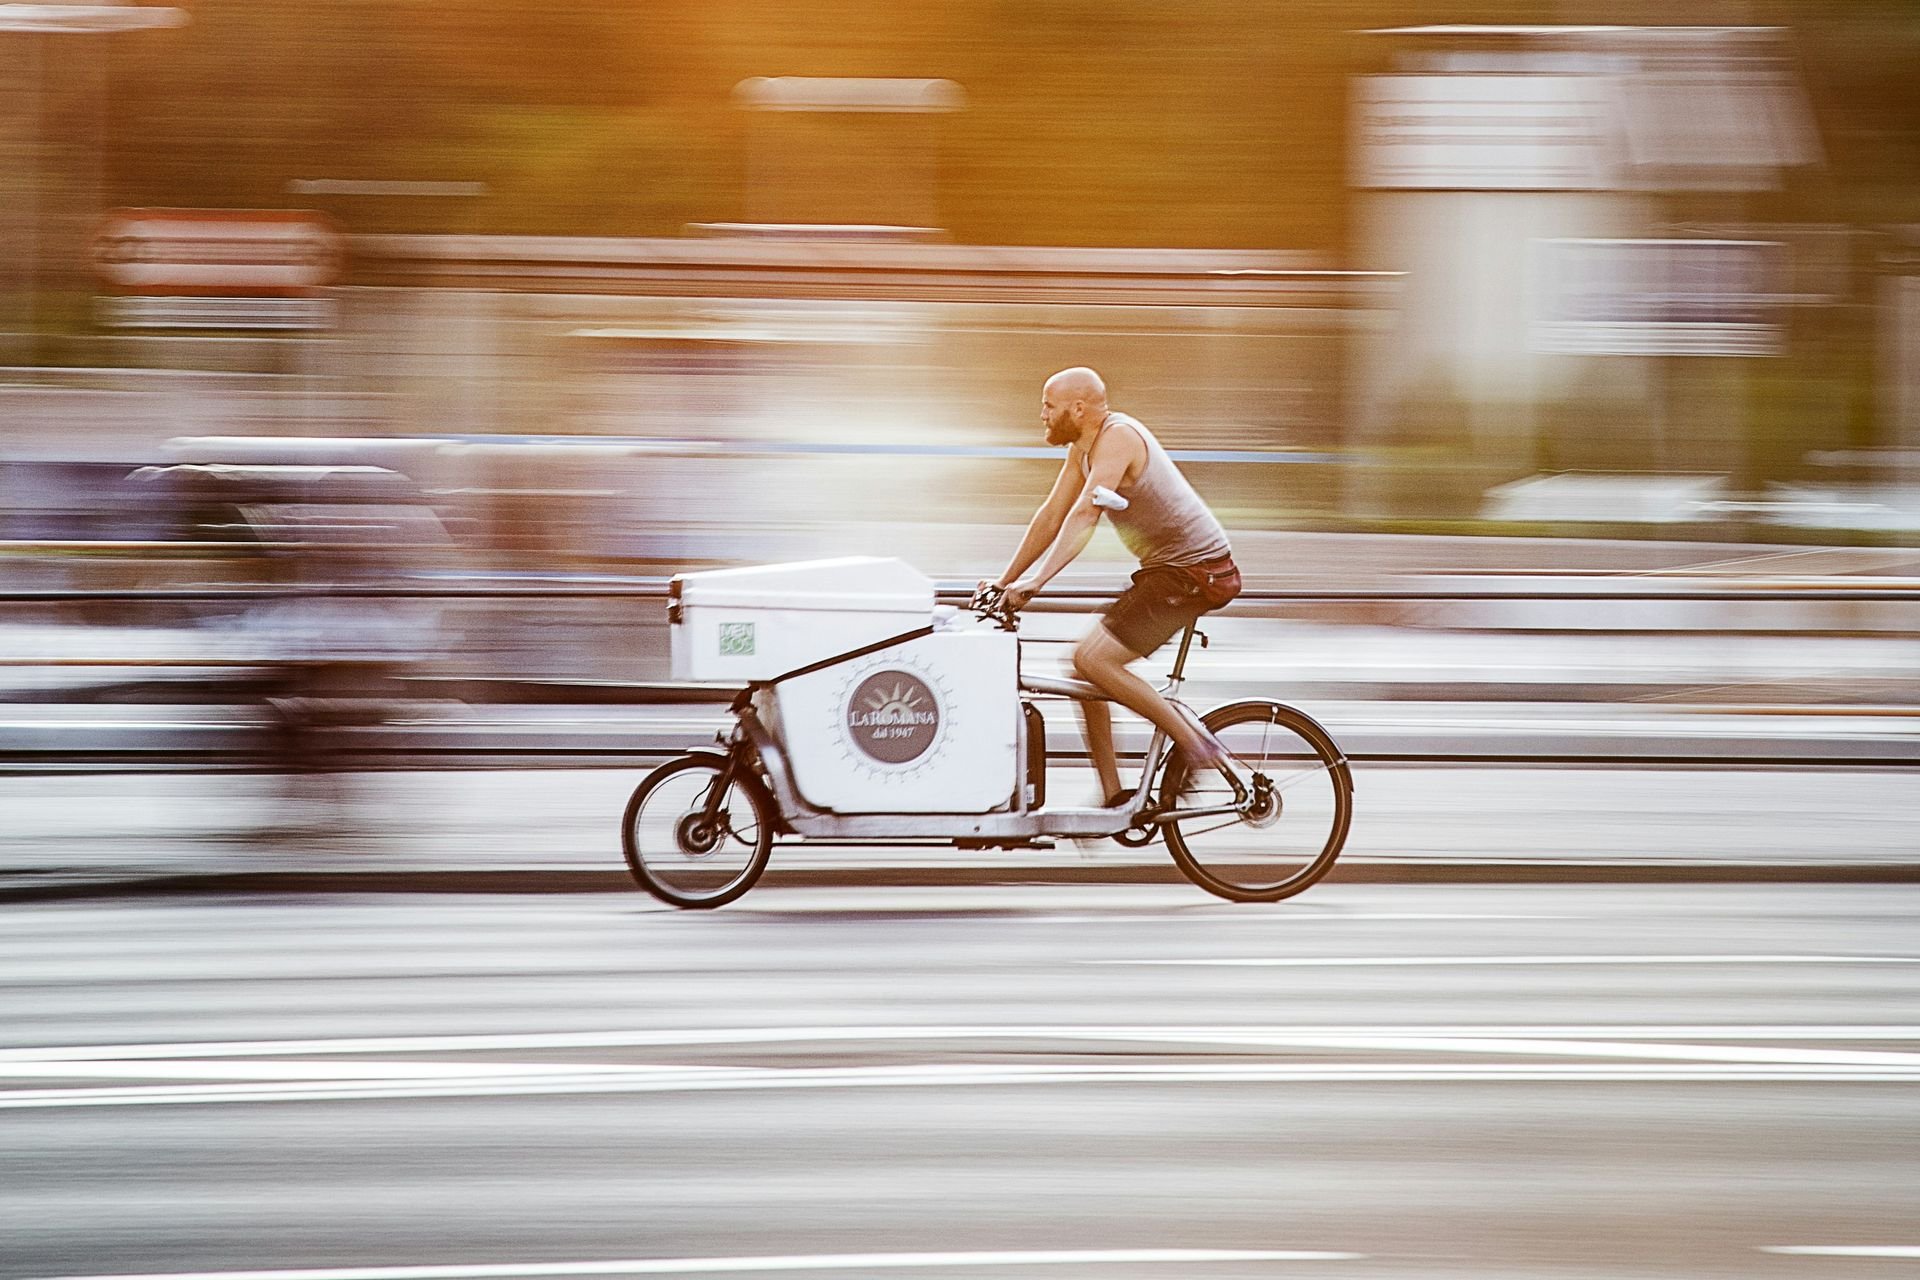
[669,556,935,682]
[764,629,1020,814]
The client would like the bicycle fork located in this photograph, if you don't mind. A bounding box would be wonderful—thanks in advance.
[690,732,748,842]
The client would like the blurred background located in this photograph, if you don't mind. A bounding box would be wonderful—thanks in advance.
[0,0,1916,848]
[7,8,1920,1280]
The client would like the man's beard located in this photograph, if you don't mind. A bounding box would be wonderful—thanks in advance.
[1044,416,1077,447]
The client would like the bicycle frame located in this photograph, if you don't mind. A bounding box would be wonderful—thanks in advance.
[729,616,1246,844]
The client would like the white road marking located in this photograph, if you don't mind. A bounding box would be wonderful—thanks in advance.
[1088,954,1920,968]
[7,1059,1920,1110]
[1101,1033,1920,1068]
[12,1023,1920,1110]
[20,1036,1916,1083]
[7,1024,1920,1063]
[1760,1246,1920,1258]
[0,1061,721,1083]
[20,1249,1362,1279]
[1019,913,1575,924]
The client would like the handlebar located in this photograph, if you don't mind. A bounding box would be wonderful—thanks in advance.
[969,582,1021,632]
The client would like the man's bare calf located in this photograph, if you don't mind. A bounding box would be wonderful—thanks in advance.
[1072,626,1230,804]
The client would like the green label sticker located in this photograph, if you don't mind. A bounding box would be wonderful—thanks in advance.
[718,622,755,656]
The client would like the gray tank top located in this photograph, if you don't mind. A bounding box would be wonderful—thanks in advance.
[1082,411,1230,568]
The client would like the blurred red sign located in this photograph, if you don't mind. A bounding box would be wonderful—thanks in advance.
[94,209,343,297]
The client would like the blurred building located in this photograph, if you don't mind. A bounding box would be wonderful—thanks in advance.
[1,9,1916,546]
[1349,24,1837,514]
[0,2,186,358]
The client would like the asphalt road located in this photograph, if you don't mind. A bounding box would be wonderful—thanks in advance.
[4,883,1919,1280]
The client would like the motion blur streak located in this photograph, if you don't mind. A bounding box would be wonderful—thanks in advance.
[2,5,1919,1280]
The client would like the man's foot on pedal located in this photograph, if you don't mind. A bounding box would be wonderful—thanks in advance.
[1183,747,1249,803]
[1066,788,1135,853]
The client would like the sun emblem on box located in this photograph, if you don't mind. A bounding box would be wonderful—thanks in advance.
[847,670,940,764]
[831,656,955,781]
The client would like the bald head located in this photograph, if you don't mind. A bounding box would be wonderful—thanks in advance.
[1046,366,1106,406]
[1040,366,1109,446]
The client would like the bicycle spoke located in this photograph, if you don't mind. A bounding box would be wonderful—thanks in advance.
[1271,762,1335,795]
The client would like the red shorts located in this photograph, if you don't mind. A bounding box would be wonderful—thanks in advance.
[1099,555,1241,658]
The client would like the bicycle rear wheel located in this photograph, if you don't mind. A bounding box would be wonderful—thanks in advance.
[1158,700,1352,903]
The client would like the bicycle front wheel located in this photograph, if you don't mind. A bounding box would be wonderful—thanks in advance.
[622,754,773,909]
[1158,701,1352,903]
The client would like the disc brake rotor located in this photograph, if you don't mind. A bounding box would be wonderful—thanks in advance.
[1242,774,1282,829]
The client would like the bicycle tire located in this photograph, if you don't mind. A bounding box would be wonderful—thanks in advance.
[1158,700,1353,903]
[622,752,774,909]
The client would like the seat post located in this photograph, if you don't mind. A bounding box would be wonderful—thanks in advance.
[1169,620,1198,683]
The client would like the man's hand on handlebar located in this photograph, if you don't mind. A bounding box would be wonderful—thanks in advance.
[969,579,1027,630]
[972,579,1037,611]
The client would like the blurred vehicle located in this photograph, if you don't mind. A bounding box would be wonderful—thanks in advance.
[0,458,452,776]
[125,463,453,764]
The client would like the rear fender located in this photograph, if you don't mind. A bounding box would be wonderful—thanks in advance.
[1200,699,1354,794]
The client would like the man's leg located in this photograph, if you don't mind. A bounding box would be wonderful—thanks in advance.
[1072,625,1226,776]
[1076,695,1123,803]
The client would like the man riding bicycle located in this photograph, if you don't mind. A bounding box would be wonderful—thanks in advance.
[984,366,1243,808]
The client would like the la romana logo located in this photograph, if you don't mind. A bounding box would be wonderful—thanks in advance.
[846,669,940,764]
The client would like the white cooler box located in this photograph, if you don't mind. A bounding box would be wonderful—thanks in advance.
[669,556,936,682]
[764,629,1020,814]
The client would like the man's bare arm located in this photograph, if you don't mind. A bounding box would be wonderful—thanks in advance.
[994,455,1082,586]
[1007,432,1137,602]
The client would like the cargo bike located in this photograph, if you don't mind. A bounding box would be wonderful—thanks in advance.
[622,558,1353,908]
